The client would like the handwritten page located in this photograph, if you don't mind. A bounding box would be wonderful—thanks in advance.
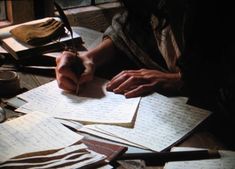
[16,78,140,126]
[0,144,88,167]
[83,93,211,151]
[164,147,235,169]
[1,149,106,169]
[79,127,146,149]
[0,112,83,163]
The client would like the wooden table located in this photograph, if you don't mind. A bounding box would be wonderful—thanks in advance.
[0,27,230,169]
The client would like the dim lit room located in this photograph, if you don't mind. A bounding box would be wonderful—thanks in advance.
[0,0,235,168]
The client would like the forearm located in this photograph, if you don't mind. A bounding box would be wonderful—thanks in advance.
[85,37,118,68]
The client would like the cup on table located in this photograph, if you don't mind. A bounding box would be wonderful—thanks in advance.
[0,71,20,96]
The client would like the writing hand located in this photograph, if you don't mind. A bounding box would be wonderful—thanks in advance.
[56,51,84,93]
[56,51,95,93]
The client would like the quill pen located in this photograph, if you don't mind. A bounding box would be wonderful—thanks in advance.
[54,1,85,94]
[54,1,73,39]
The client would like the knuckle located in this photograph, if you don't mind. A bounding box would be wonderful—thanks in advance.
[57,66,65,74]
[144,75,152,80]
[56,56,61,63]
[121,70,129,75]
[57,81,64,89]
[122,74,129,79]
[139,84,150,90]
[129,76,138,81]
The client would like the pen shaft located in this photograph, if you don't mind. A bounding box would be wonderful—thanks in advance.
[71,56,85,95]
[76,84,79,95]
[118,150,220,162]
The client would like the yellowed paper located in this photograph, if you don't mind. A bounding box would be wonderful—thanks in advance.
[0,112,83,163]
[16,78,140,126]
[84,93,211,151]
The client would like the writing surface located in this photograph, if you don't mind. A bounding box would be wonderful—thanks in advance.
[0,112,83,163]
[16,78,140,126]
[84,93,211,151]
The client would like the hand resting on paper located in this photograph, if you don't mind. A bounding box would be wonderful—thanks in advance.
[106,69,182,98]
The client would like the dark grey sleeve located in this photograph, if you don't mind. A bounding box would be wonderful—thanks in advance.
[103,12,142,67]
[103,11,166,71]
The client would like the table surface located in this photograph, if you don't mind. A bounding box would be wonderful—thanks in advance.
[0,27,230,169]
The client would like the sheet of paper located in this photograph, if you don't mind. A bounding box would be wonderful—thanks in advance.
[55,150,106,169]
[1,150,106,169]
[84,93,211,151]
[97,165,113,169]
[16,78,140,126]
[0,144,88,167]
[0,46,7,53]
[2,37,28,52]
[164,147,235,169]
[0,112,83,163]
[73,26,103,49]
[79,127,146,149]
[7,144,88,162]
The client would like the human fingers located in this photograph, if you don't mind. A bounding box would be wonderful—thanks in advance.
[124,82,156,98]
[55,66,78,92]
[79,61,95,84]
[108,70,139,82]
[56,75,77,92]
[56,51,75,63]
[112,76,145,94]
[56,65,79,83]
[106,70,138,91]
[56,52,80,90]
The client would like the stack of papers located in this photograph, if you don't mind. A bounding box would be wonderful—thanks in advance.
[16,77,140,127]
[14,77,211,152]
[80,93,211,152]
[0,113,107,168]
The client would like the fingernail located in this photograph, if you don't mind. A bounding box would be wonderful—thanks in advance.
[113,88,121,94]
[106,84,111,90]
[124,93,131,98]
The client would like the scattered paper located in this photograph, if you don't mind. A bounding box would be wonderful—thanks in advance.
[16,78,140,126]
[0,112,83,163]
[83,93,211,151]
[0,46,7,53]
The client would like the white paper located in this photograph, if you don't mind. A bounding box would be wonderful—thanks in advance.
[16,78,140,126]
[56,150,106,169]
[0,137,106,169]
[84,93,211,151]
[2,150,105,169]
[0,46,7,53]
[1,151,88,168]
[29,150,105,169]
[164,147,235,169]
[7,144,88,163]
[97,165,113,169]
[0,112,83,163]
[79,127,146,149]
